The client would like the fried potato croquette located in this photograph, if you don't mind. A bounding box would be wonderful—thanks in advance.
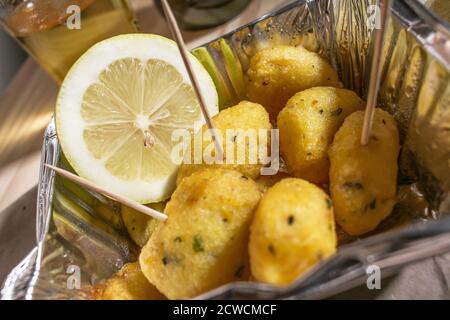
[246,45,341,121]
[121,202,166,247]
[249,178,337,285]
[278,87,365,184]
[93,262,166,300]
[329,109,400,236]
[140,169,261,299]
[176,101,272,185]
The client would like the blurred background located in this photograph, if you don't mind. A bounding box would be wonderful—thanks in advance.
[0,29,26,94]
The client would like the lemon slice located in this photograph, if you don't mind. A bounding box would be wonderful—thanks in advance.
[56,34,219,203]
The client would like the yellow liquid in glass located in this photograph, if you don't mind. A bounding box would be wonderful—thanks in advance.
[5,0,137,82]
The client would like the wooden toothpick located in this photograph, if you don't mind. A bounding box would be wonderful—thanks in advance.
[160,0,224,160]
[45,164,168,221]
[361,0,391,146]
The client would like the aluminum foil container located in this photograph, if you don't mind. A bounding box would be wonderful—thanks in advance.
[2,0,450,300]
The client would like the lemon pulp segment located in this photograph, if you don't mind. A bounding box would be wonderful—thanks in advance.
[81,58,200,181]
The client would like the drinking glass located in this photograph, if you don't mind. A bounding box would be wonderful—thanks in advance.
[0,0,138,82]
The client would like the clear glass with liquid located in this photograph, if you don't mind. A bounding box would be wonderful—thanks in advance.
[0,0,138,82]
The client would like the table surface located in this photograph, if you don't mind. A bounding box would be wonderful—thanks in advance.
[1,0,449,300]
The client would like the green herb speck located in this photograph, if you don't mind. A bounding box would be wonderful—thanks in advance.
[331,107,343,116]
[234,265,245,278]
[268,244,276,255]
[325,198,333,209]
[287,215,295,225]
[343,182,364,190]
[193,235,204,252]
